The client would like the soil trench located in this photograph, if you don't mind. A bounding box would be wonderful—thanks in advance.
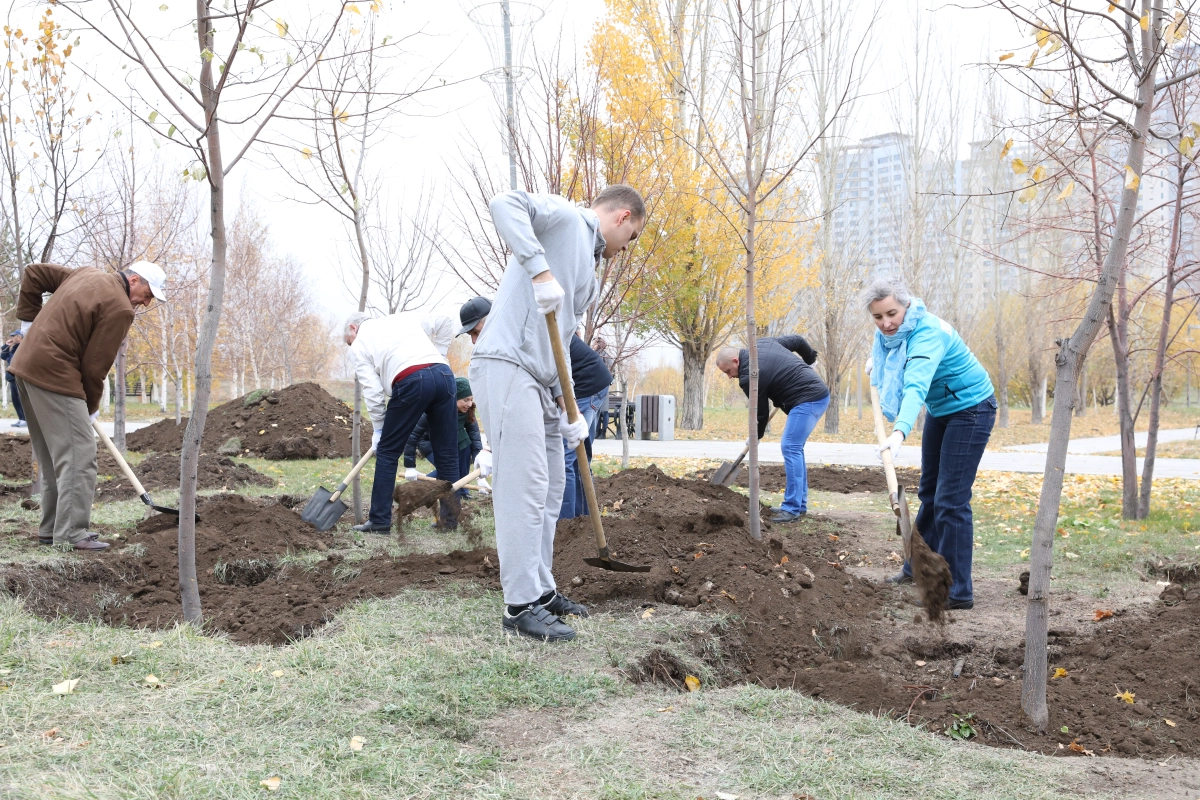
[695,463,922,494]
[1,465,1196,762]
[94,453,275,502]
[126,382,356,458]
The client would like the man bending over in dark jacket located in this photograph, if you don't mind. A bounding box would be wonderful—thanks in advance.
[716,335,829,523]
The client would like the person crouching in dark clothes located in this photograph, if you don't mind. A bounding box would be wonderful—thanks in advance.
[402,377,484,498]
[560,334,612,519]
[716,335,830,523]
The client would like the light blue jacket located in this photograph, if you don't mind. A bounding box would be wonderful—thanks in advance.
[885,312,994,437]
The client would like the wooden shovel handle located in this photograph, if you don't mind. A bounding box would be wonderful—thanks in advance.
[868,385,901,513]
[329,448,375,503]
[544,311,610,558]
[93,419,149,497]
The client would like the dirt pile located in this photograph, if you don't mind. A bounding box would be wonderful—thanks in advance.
[94,454,275,501]
[2,493,499,644]
[126,383,355,458]
[0,435,122,480]
[698,463,921,494]
[555,466,887,668]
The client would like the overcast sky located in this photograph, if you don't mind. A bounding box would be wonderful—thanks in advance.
[61,0,1024,366]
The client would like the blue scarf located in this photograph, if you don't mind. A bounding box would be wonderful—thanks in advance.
[870,298,927,422]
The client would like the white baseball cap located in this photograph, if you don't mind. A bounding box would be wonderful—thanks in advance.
[127,260,167,301]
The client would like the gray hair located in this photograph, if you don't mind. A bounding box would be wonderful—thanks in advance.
[861,277,912,310]
[343,311,371,338]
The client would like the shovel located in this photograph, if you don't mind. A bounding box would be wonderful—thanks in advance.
[710,408,780,486]
[869,385,913,556]
[545,310,650,573]
[301,448,375,531]
[93,419,195,520]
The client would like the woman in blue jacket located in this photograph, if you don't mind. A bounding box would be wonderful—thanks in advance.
[867,278,996,610]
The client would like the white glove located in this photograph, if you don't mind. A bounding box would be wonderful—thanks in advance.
[559,411,589,450]
[532,277,565,317]
[865,357,873,376]
[89,410,99,423]
[19,320,30,335]
[876,430,904,462]
[474,449,493,478]
[404,468,420,482]
[477,477,491,495]
[371,427,382,451]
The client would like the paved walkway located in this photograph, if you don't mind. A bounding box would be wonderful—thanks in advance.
[593,437,1200,479]
[0,418,151,436]
[1004,426,1198,454]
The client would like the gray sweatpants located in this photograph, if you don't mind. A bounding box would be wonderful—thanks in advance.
[16,379,97,545]
[469,357,564,606]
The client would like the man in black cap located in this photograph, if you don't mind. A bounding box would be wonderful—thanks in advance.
[459,296,491,344]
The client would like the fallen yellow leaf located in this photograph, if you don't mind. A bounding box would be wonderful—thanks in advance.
[684,674,701,692]
[1052,668,1068,679]
[350,735,365,751]
[144,674,162,687]
[261,775,281,791]
[1114,690,1135,704]
[271,670,284,678]
[1165,719,1177,727]
[52,678,79,695]
[640,608,654,619]
[250,663,264,673]
[1093,609,1114,621]
[656,706,674,712]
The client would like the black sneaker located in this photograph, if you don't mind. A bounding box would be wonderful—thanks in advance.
[542,591,589,619]
[886,572,913,585]
[770,510,804,523]
[502,605,577,642]
[351,522,391,534]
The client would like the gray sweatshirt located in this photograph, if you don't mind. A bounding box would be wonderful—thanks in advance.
[472,191,602,395]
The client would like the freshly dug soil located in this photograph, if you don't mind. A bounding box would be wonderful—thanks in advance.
[908,528,951,624]
[126,383,355,458]
[393,480,454,520]
[94,453,275,502]
[2,493,498,645]
[698,463,922,494]
[0,435,122,480]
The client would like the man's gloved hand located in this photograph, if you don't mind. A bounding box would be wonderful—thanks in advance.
[876,430,904,462]
[19,320,30,335]
[474,449,493,478]
[404,468,421,482]
[371,427,382,451]
[477,477,491,495]
[558,411,589,450]
[532,276,565,317]
[89,410,99,423]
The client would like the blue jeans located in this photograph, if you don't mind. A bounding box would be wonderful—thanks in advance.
[780,396,829,514]
[560,387,608,519]
[907,394,997,603]
[370,364,459,527]
[428,445,473,498]
[6,374,23,421]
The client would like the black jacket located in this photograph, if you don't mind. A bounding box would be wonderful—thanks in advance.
[570,334,612,399]
[738,335,829,438]
[403,413,483,468]
[1,341,17,381]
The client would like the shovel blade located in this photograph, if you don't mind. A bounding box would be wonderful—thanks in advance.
[583,556,652,573]
[301,487,348,532]
[710,460,736,485]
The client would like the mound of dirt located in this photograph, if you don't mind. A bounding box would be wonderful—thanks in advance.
[94,453,275,502]
[2,493,499,644]
[0,435,122,480]
[126,383,355,458]
[554,465,886,668]
[697,463,921,493]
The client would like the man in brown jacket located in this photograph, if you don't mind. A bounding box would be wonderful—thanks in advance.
[10,261,165,550]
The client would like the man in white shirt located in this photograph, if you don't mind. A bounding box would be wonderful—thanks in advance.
[344,311,460,532]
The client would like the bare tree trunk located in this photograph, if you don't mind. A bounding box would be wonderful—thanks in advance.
[178,5,228,625]
[993,294,1009,429]
[745,202,761,542]
[1108,301,1137,519]
[1075,356,1088,417]
[679,341,709,430]
[174,371,183,425]
[1022,22,1158,728]
[856,359,863,420]
[1029,351,1045,424]
[114,339,128,452]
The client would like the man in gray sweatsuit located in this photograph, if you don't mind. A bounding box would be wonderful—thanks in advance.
[470,184,646,642]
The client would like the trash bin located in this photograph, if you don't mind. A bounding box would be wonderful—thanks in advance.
[634,394,675,441]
